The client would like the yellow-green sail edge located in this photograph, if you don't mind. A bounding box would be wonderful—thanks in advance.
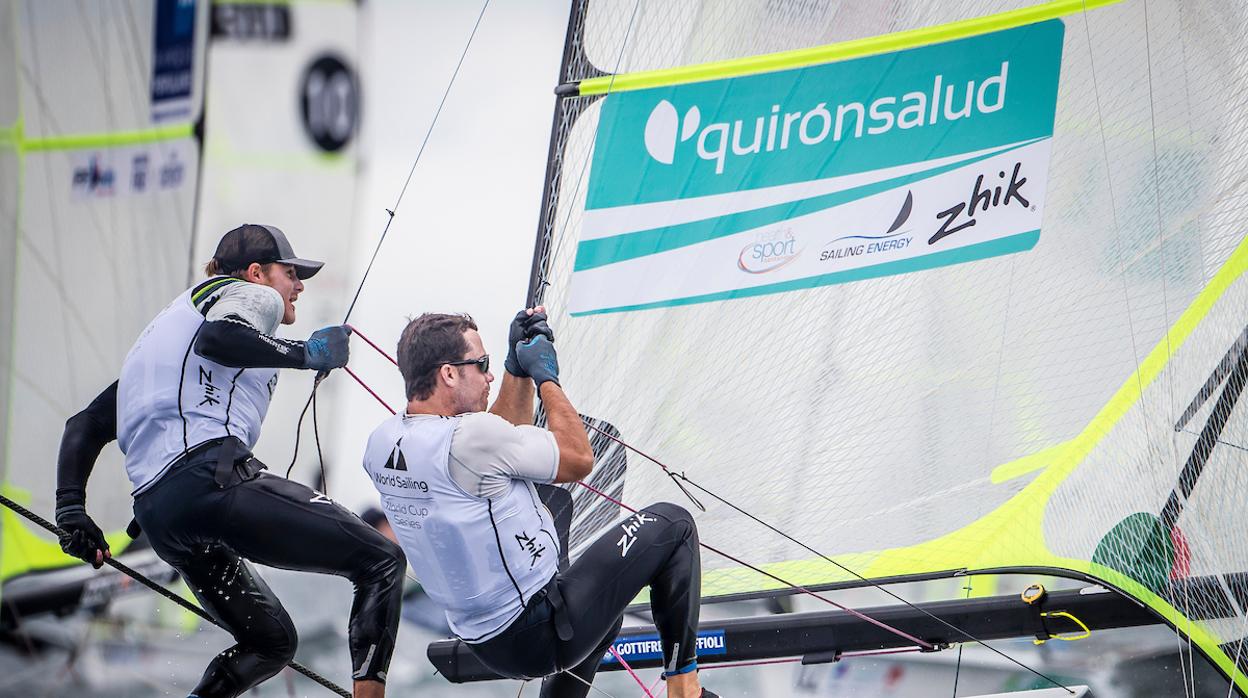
[694,229,1248,691]
[578,0,1122,96]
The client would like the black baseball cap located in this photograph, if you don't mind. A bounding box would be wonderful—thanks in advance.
[212,224,324,280]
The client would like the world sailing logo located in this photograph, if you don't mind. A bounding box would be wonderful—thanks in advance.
[642,62,1009,175]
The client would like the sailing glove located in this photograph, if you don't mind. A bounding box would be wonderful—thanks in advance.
[303,325,352,371]
[516,335,560,388]
[55,494,110,569]
[505,309,554,377]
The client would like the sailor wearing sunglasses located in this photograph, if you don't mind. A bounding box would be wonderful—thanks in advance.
[360,309,716,698]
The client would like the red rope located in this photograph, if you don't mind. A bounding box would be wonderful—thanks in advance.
[609,646,656,698]
[344,326,933,652]
[348,325,398,366]
[344,366,396,414]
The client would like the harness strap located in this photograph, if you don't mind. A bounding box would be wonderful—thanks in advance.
[546,577,574,642]
[211,436,266,488]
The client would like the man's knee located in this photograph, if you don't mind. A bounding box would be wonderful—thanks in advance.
[376,538,406,587]
[646,502,694,526]
[353,533,406,588]
[644,502,698,542]
[252,613,299,666]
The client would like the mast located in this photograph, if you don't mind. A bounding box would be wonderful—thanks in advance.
[526,0,602,308]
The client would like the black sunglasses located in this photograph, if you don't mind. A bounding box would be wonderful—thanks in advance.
[440,354,490,374]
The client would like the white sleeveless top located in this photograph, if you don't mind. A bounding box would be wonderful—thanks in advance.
[117,277,284,494]
[363,411,561,642]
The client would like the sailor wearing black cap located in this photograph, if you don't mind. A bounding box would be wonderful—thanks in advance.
[53,225,405,698]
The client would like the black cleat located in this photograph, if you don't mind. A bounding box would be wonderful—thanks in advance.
[701,690,720,697]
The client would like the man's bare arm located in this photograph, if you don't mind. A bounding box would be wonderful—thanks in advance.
[489,372,535,426]
[539,382,594,483]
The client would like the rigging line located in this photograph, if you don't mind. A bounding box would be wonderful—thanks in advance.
[646,670,664,696]
[342,0,491,324]
[572,479,933,652]
[1079,0,1155,507]
[346,365,394,412]
[1139,7,1196,692]
[345,325,1065,691]
[563,667,621,698]
[333,356,940,656]
[609,646,655,698]
[581,423,1074,692]
[1227,610,1248,698]
[1078,7,1203,694]
[312,385,327,492]
[336,326,1070,689]
[0,493,352,698]
[951,581,973,698]
[285,373,322,479]
[350,325,396,364]
[288,0,491,483]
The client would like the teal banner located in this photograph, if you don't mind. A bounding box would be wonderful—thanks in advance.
[572,20,1065,316]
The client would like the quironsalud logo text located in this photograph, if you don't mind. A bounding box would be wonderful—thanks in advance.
[643,62,1010,175]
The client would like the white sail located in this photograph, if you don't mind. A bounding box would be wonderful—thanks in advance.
[1,0,208,580]
[530,0,1248,690]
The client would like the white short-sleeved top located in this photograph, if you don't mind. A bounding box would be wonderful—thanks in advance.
[363,411,561,642]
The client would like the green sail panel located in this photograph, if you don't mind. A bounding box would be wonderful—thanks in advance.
[533,0,1248,691]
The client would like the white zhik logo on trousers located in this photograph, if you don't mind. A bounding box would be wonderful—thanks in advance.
[616,512,656,557]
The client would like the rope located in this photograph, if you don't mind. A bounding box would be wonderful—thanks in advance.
[344,325,1085,693]
[342,0,492,324]
[287,0,493,486]
[608,646,655,698]
[345,334,933,650]
[582,423,1074,691]
[0,494,352,698]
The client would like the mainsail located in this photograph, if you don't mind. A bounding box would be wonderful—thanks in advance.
[444,0,1248,692]
[1,1,365,693]
[0,0,208,591]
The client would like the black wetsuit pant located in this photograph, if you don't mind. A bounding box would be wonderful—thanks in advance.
[470,502,701,698]
[132,439,405,698]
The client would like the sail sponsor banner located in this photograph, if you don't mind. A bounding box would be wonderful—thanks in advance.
[152,0,199,122]
[601,629,727,665]
[68,141,196,200]
[571,20,1064,316]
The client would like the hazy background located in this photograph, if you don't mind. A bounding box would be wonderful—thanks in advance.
[310,0,569,511]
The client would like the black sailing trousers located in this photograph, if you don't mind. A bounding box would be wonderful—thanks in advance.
[132,440,405,698]
[470,502,702,698]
